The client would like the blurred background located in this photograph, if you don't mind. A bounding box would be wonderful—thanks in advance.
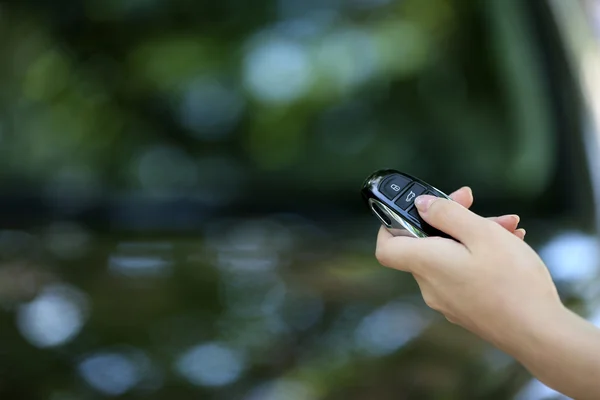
[1,0,600,399]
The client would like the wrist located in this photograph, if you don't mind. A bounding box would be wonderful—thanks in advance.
[495,303,600,399]
[491,301,571,360]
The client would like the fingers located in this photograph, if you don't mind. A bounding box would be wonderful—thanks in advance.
[375,191,526,272]
[514,228,526,240]
[449,187,523,238]
[377,213,524,252]
[449,186,473,209]
[487,215,526,240]
[414,195,496,247]
[489,214,520,232]
[376,225,466,273]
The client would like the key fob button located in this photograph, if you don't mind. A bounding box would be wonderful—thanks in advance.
[394,183,426,210]
[407,205,421,222]
[408,205,449,238]
[379,175,411,200]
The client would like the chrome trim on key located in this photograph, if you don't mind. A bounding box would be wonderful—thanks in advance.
[368,198,427,238]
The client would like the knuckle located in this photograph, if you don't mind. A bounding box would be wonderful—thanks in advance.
[422,293,440,311]
[477,216,501,236]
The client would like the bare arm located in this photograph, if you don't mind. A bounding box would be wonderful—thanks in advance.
[500,306,600,400]
[375,189,600,399]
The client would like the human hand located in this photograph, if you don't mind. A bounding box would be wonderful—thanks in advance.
[447,186,525,239]
[375,192,562,349]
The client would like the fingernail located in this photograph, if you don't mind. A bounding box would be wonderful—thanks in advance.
[415,195,437,212]
[515,228,526,239]
[509,214,520,224]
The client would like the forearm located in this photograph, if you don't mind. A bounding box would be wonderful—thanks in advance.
[500,306,600,399]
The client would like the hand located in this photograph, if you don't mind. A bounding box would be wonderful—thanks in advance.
[375,193,562,348]
[448,187,525,239]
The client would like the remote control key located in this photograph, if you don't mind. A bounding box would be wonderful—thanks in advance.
[362,169,454,239]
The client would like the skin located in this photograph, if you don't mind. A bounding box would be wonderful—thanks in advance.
[447,186,525,240]
[375,187,600,400]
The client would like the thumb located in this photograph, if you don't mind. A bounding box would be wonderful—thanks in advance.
[414,195,496,246]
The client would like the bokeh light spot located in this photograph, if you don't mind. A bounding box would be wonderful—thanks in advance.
[244,379,317,400]
[314,28,378,92]
[78,352,141,396]
[17,284,88,348]
[109,242,173,277]
[514,378,569,400]
[243,36,312,104]
[136,145,198,196]
[180,77,245,141]
[44,221,91,259]
[539,231,600,282]
[354,301,429,356]
[175,342,245,387]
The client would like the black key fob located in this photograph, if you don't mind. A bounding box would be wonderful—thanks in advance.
[361,169,452,238]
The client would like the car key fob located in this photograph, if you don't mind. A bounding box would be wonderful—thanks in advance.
[361,169,452,238]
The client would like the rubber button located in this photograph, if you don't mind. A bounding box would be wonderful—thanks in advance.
[379,175,411,200]
[408,205,422,222]
[395,183,426,210]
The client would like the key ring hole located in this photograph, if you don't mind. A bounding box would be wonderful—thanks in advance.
[370,201,392,227]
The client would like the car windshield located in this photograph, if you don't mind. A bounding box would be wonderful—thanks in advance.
[0,0,597,399]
